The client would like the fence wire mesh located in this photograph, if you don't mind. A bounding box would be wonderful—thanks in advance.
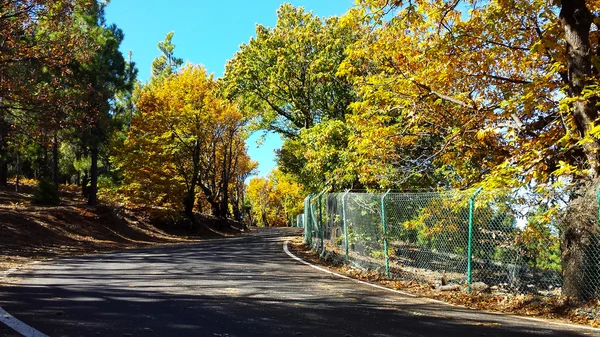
[296,214,305,228]
[298,188,600,298]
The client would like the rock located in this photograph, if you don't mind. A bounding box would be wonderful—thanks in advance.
[437,284,460,291]
[470,281,490,293]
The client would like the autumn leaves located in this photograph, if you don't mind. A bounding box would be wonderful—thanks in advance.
[116,65,254,222]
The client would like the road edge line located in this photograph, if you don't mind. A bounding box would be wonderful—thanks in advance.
[0,261,48,337]
[283,240,600,333]
[283,240,416,298]
[0,307,48,337]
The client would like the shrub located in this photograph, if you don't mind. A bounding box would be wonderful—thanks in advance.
[33,179,60,205]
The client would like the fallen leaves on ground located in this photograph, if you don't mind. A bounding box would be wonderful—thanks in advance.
[0,183,247,280]
[288,238,600,328]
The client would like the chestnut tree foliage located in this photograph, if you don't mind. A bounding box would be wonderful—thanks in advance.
[6,0,600,298]
[229,2,600,299]
[116,65,255,222]
[246,169,304,227]
[343,0,600,300]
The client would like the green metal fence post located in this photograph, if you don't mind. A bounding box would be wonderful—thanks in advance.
[381,189,391,278]
[597,187,600,224]
[342,189,351,261]
[467,187,483,292]
[319,192,325,256]
[303,195,307,242]
[306,194,314,247]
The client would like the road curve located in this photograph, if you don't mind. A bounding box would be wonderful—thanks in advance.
[0,228,596,337]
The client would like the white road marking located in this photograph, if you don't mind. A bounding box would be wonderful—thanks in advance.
[283,240,600,333]
[0,307,48,337]
[0,262,47,337]
[283,241,416,297]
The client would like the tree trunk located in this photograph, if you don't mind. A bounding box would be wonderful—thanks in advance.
[232,193,241,222]
[15,150,19,192]
[219,142,231,219]
[0,116,9,187]
[261,210,269,227]
[0,156,7,187]
[210,201,220,217]
[198,180,221,218]
[183,141,201,227]
[219,195,229,219]
[183,187,196,226]
[561,182,600,301]
[40,145,50,180]
[560,1,600,301]
[87,145,98,206]
[82,171,89,197]
[52,134,59,188]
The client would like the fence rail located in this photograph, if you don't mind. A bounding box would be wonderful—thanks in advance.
[298,188,600,298]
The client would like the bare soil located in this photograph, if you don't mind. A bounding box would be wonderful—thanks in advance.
[0,182,247,277]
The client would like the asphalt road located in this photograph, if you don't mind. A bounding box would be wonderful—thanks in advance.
[0,228,597,337]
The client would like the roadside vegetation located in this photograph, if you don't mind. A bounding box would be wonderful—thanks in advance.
[0,180,244,279]
[0,1,253,273]
[228,0,600,306]
[288,238,600,328]
[3,0,600,319]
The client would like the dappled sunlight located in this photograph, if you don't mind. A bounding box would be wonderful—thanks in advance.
[0,229,590,336]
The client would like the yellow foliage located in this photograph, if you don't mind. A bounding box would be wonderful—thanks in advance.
[114,64,253,215]
[246,169,304,227]
[341,0,587,192]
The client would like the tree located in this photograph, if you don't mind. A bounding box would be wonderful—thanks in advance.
[224,3,361,137]
[229,151,258,221]
[247,177,270,226]
[196,104,251,218]
[277,119,356,192]
[246,169,304,227]
[0,0,97,189]
[118,64,252,222]
[151,32,184,79]
[224,4,364,190]
[344,0,600,300]
[72,2,129,206]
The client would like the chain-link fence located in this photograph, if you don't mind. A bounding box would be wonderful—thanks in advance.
[296,214,305,228]
[297,188,600,298]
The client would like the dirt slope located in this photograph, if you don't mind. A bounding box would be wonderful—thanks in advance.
[0,182,245,276]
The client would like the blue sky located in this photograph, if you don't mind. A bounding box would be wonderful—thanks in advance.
[104,0,354,178]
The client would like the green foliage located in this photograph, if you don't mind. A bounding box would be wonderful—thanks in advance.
[224,4,362,138]
[151,32,183,79]
[33,179,60,205]
[278,120,356,192]
[518,208,562,272]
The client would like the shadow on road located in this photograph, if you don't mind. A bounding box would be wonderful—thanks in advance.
[0,228,591,337]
